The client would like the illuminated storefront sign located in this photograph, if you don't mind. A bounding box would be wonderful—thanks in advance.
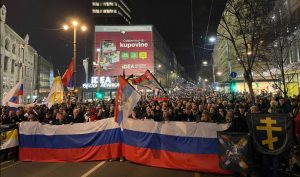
[82,76,119,89]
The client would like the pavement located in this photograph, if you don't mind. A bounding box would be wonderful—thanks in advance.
[1,160,233,177]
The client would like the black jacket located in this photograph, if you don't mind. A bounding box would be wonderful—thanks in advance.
[153,110,163,121]
[227,113,249,132]
[71,115,85,123]
[181,112,196,122]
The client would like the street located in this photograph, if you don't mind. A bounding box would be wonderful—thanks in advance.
[1,160,232,177]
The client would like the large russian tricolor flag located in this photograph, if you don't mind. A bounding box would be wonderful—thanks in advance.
[122,118,231,174]
[18,118,231,174]
[18,118,122,162]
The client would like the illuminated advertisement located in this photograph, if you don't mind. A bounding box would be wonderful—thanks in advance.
[82,76,119,89]
[94,26,153,76]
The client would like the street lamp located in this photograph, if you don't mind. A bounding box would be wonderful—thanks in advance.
[208,36,216,43]
[158,64,162,68]
[62,19,87,88]
[204,79,208,82]
[203,61,208,65]
[63,24,69,30]
[217,71,222,76]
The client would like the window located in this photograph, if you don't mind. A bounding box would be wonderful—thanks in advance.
[11,60,15,74]
[12,44,16,54]
[92,9,100,13]
[92,2,99,6]
[102,2,114,6]
[5,39,10,51]
[4,57,8,72]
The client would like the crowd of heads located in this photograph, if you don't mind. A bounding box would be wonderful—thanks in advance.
[0,99,116,126]
[1,90,299,131]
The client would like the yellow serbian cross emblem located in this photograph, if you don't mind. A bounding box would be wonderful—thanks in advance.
[256,117,282,150]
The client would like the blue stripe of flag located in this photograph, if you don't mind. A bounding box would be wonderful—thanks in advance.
[9,96,18,103]
[122,129,219,154]
[19,128,121,149]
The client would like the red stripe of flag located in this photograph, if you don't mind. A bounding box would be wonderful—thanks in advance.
[62,58,74,86]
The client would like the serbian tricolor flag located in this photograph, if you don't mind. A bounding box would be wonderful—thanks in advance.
[62,58,74,87]
[66,76,74,91]
[2,80,23,105]
[131,70,167,95]
[114,76,141,124]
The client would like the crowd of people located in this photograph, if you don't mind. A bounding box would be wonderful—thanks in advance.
[1,90,300,177]
[2,92,296,126]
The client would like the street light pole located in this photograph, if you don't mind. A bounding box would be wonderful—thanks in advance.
[73,26,77,89]
[63,20,87,89]
[212,61,216,83]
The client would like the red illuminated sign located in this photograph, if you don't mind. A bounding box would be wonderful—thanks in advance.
[94,28,153,76]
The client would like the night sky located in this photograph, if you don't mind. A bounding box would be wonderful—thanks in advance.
[2,0,226,83]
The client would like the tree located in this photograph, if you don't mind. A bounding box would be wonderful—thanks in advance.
[254,0,300,98]
[217,0,269,101]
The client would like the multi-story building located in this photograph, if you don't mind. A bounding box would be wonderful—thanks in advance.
[91,0,131,25]
[82,25,181,100]
[212,13,248,92]
[152,26,180,87]
[36,55,54,98]
[213,0,300,95]
[0,5,52,103]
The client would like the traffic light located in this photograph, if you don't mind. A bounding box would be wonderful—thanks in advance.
[229,81,237,93]
[96,90,104,100]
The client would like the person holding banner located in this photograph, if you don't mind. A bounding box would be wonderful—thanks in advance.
[259,100,287,177]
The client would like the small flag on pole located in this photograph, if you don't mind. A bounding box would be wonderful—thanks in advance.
[2,80,23,106]
[114,76,141,124]
[47,76,64,108]
[62,58,74,87]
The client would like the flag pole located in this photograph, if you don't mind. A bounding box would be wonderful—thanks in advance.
[57,69,61,77]
[56,69,66,101]
[147,70,167,95]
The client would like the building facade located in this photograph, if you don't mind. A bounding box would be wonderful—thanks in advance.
[0,5,52,103]
[152,26,180,88]
[91,0,131,24]
[212,12,250,92]
[213,0,300,95]
[36,55,54,98]
[82,25,181,100]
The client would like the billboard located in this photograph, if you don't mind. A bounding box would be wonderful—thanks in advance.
[94,26,153,76]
